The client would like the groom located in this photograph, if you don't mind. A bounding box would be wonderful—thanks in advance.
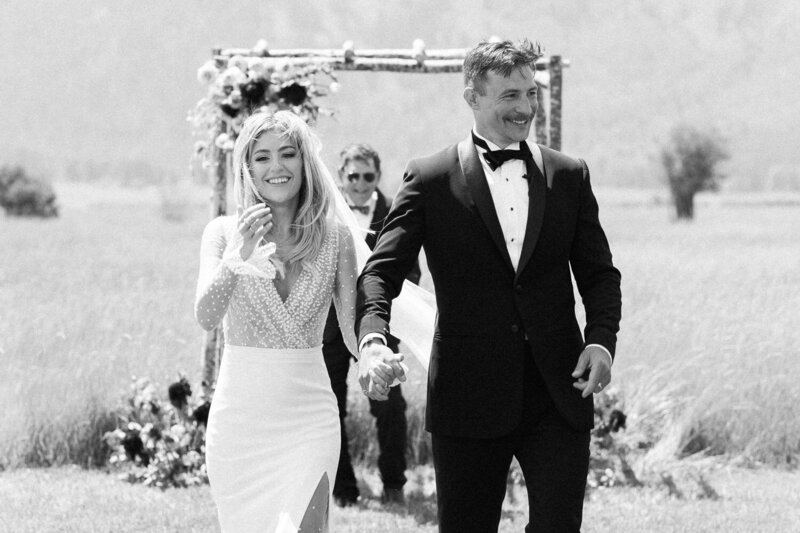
[356,39,622,532]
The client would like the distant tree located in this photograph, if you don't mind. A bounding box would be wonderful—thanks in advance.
[661,125,729,220]
[0,165,59,217]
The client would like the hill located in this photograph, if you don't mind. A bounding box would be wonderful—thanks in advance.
[1,0,798,191]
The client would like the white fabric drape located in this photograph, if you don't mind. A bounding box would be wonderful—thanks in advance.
[327,174,435,371]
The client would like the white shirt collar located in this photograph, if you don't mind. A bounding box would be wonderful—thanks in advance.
[472,128,521,152]
[471,127,544,176]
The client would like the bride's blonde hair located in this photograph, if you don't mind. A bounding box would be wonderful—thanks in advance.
[232,110,334,268]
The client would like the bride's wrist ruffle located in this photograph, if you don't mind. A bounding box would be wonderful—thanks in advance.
[221,241,283,280]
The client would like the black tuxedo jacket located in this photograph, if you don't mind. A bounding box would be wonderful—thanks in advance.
[356,137,622,436]
[323,190,420,347]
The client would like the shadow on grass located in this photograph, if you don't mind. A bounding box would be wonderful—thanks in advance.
[353,485,526,528]
[350,490,438,527]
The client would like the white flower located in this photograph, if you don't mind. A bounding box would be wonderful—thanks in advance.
[185,450,202,465]
[220,66,247,87]
[227,55,249,73]
[248,58,269,79]
[253,39,269,55]
[328,81,340,93]
[214,133,233,151]
[225,90,243,109]
[228,114,245,135]
[196,60,218,85]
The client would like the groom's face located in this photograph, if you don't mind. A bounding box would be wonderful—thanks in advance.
[467,66,538,148]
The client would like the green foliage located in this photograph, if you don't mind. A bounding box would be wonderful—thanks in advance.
[0,165,58,217]
[661,125,729,219]
[103,375,210,489]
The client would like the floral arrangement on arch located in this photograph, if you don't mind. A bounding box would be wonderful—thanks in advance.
[103,374,211,488]
[188,39,339,168]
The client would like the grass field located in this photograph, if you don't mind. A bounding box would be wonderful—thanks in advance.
[1,183,799,528]
[2,464,799,532]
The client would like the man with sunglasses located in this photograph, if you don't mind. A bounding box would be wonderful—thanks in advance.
[322,143,421,507]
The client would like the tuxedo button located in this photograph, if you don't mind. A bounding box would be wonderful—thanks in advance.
[511,324,520,334]
[515,284,523,294]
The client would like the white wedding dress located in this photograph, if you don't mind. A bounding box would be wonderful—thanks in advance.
[197,216,360,532]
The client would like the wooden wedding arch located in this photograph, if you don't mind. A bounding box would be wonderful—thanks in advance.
[198,41,569,392]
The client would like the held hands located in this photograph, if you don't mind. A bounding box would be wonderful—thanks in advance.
[571,345,612,398]
[236,204,273,261]
[358,340,406,401]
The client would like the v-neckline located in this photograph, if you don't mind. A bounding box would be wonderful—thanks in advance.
[272,265,305,307]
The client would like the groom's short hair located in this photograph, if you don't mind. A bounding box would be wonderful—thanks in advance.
[338,143,382,174]
[463,38,543,95]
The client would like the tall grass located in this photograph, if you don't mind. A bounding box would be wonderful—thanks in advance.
[1,185,798,469]
[604,203,800,465]
[0,192,206,467]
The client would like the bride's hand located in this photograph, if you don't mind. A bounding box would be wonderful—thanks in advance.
[236,204,272,261]
[358,343,405,401]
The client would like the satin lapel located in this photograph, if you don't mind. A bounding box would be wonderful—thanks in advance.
[515,143,548,280]
[457,138,514,271]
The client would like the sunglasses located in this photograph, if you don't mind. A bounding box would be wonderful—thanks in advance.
[346,172,377,183]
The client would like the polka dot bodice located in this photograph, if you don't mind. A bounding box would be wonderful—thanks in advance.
[195,216,358,354]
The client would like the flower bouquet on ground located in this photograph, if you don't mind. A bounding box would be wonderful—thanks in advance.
[103,374,211,489]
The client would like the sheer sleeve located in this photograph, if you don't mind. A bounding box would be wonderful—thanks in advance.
[194,216,239,331]
[332,223,359,357]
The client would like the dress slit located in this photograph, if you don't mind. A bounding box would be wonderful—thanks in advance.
[298,472,330,532]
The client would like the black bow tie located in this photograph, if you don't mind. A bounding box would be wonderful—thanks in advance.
[349,204,370,215]
[472,132,533,172]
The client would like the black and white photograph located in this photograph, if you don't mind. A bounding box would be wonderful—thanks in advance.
[1,1,798,532]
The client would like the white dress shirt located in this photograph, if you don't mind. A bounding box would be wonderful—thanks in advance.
[347,191,377,230]
[471,130,539,271]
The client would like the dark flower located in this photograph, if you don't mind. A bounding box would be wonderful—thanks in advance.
[192,401,211,427]
[168,378,192,410]
[277,82,308,106]
[146,425,162,441]
[608,409,627,432]
[122,432,149,466]
[219,103,240,118]
[241,79,268,107]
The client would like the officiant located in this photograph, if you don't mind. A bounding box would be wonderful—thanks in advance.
[322,143,421,506]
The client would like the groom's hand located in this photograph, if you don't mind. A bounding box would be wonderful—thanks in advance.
[358,340,406,401]
[571,346,612,398]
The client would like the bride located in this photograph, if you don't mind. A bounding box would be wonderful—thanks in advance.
[194,111,408,532]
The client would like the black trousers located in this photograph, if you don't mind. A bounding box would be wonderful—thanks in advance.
[323,335,408,499]
[431,348,590,533]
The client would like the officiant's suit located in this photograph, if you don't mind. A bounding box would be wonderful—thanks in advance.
[357,135,622,531]
[323,188,420,504]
